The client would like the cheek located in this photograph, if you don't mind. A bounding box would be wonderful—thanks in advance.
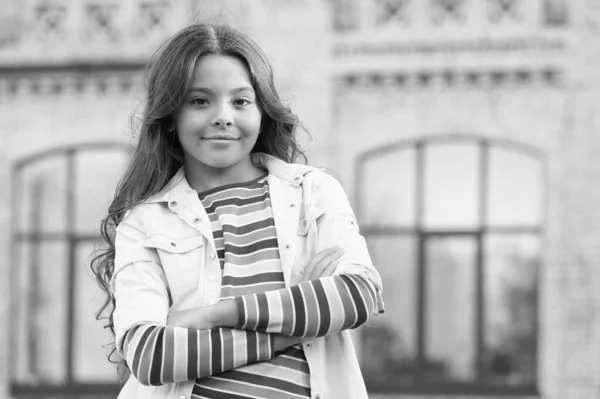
[247,110,263,133]
[236,117,261,136]
[176,113,210,134]
[175,121,197,144]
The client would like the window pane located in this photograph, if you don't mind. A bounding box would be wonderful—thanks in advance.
[13,242,32,383]
[17,156,68,234]
[423,143,479,230]
[488,148,542,227]
[483,234,539,386]
[425,236,477,382]
[12,241,68,384]
[73,241,119,382]
[362,235,417,387]
[75,149,130,234]
[362,149,415,227]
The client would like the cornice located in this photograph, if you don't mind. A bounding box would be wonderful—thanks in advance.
[336,67,563,89]
[335,37,567,58]
[0,70,144,98]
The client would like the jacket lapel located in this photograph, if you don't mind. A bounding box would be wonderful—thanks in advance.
[268,175,302,285]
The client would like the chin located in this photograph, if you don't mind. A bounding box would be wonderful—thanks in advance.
[209,161,235,169]
[206,156,239,169]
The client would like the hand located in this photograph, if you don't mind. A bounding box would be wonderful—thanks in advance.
[273,334,305,352]
[302,245,344,281]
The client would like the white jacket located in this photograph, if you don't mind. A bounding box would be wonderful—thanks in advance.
[111,153,384,399]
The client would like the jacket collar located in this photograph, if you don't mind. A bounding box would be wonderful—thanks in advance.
[144,153,314,204]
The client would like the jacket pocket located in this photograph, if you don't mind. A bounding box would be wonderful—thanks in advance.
[144,235,204,299]
[291,206,325,284]
[297,205,325,236]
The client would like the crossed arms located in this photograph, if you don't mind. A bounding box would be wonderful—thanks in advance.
[123,273,377,385]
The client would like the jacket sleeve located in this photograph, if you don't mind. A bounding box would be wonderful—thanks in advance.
[112,207,169,355]
[310,171,385,314]
[112,207,273,386]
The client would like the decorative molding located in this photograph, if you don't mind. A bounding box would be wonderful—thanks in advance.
[336,67,563,89]
[335,38,566,57]
[85,3,120,42]
[0,72,143,98]
[488,0,521,24]
[431,0,467,25]
[135,1,172,38]
[375,0,411,27]
[0,0,180,59]
[334,0,568,32]
[32,2,68,42]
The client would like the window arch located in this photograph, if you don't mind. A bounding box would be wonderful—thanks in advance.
[10,143,130,396]
[357,135,543,395]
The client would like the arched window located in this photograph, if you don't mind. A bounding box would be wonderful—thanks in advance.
[10,143,130,396]
[358,135,542,395]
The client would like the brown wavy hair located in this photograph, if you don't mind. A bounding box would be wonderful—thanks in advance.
[91,23,307,380]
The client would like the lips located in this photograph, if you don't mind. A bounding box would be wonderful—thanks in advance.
[202,135,240,141]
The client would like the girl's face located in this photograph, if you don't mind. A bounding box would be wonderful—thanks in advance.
[174,54,262,180]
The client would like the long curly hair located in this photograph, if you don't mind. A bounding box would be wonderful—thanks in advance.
[90,23,307,380]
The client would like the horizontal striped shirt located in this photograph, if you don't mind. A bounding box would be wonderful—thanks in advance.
[125,325,273,386]
[235,273,377,337]
[194,175,310,398]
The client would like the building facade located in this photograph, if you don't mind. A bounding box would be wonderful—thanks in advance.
[0,0,599,398]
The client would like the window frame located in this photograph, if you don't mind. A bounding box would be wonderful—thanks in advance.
[356,134,544,395]
[9,142,130,397]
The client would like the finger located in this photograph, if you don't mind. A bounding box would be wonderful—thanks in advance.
[320,252,342,278]
[322,247,344,264]
[309,258,338,280]
[309,248,343,280]
[304,246,341,278]
[311,246,342,265]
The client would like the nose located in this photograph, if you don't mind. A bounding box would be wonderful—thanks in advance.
[212,104,234,128]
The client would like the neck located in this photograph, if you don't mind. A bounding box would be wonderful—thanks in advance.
[184,157,264,193]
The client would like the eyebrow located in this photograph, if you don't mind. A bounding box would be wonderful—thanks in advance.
[188,86,255,95]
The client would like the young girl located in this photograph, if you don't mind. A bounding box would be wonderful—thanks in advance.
[92,23,384,399]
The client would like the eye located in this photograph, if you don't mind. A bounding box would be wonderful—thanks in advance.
[233,98,251,107]
[190,98,209,107]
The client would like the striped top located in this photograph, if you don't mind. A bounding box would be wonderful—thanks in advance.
[193,175,311,398]
[123,176,379,392]
[234,273,377,337]
[200,175,288,298]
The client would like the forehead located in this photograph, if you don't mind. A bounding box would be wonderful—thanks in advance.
[190,54,253,88]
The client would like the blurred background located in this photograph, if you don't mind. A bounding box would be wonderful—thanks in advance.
[1,0,599,398]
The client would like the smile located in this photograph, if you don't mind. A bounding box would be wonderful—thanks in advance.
[202,136,240,141]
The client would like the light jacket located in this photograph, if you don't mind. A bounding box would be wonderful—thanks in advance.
[111,153,384,399]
